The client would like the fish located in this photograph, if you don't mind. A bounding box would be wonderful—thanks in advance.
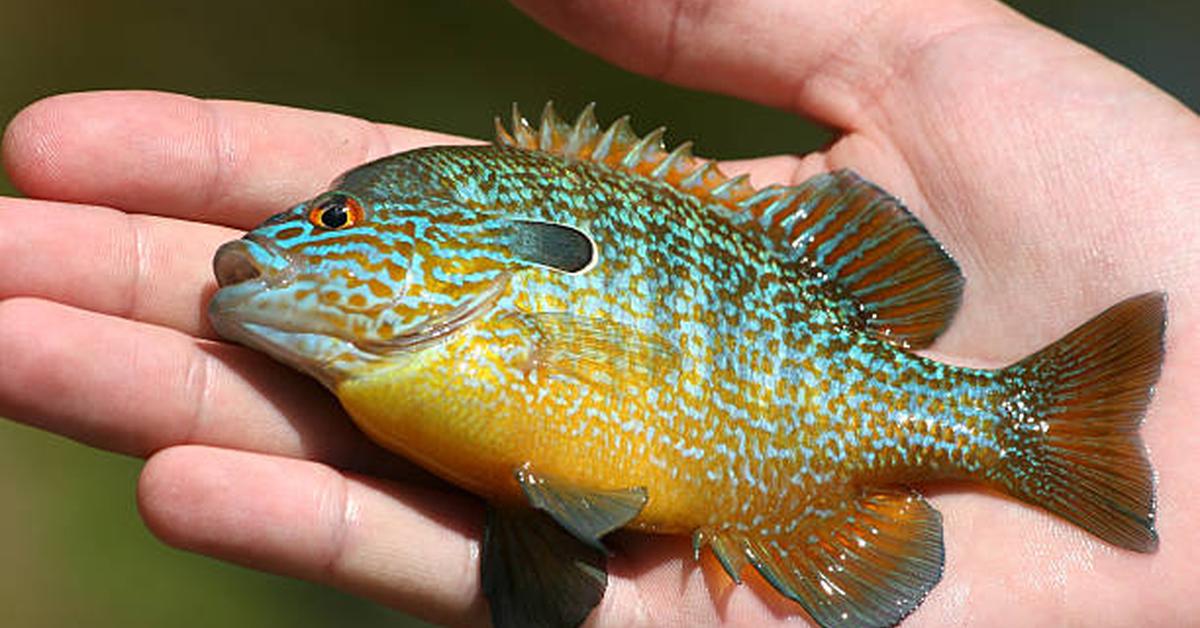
[208,103,1166,628]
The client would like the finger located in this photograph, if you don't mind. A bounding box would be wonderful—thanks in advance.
[0,297,417,479]
[0,197,235,337]
[2,91,479,229]
[510,0,1017,130]
[138,445,488,627]
[2,90,831,235]
[0,116,830,344]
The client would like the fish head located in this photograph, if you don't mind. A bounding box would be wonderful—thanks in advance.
[208,156,516,386]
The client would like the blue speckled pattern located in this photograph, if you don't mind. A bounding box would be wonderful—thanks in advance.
[208,104,1164,628]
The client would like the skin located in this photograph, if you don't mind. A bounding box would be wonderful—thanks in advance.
[0,0,1196,625]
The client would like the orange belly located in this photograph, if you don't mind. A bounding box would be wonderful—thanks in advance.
[334,325,731,533]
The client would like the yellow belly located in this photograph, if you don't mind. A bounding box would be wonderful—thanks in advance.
[333,325,719,533]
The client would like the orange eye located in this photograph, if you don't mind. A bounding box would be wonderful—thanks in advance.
[307,193,364,230]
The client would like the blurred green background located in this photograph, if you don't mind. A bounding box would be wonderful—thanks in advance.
[0,1,1195,627]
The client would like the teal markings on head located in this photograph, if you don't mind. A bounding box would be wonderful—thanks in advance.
[208,139,656,392]
[209,149,610,385]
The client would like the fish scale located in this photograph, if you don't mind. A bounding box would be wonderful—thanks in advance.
[208,103,1165,628]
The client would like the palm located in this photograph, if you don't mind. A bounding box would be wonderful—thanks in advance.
[2,1,1197,626]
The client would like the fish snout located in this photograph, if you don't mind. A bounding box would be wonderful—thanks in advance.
[213,240,263,287]
[213,233,294,288]
[209,236,299,353]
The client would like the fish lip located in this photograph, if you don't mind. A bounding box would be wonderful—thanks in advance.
[207,286,508,389]
[213,241,262,288]
[213,235,292,287]
[244,232,287,261]
[210,236,295,309]
[209,236,293,345]
[207,289,356,387]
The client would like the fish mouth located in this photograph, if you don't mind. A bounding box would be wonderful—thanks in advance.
[209,237,292,344]
[214,240,263,287]
[213,235,289,288]
[209,237,351,381]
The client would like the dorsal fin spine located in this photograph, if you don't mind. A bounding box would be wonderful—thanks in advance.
[680,162,716,190]
[651,140,693,180]
[606,117,637,165]
[494,116,516,146]
[622,127,665,169]
[500,103,757,210]
[511,103,535,146]
[538,102,562,152]
[710,173,751,201]
[565,104,598,156]
[590,115,626,161]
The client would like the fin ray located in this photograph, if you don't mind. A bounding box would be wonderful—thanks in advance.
[516,467,647,551]
[564,103,598,156]
[754,171,964,348]
[693,528,747,584]
[514,311,680,387]
[538,101,563,152]
[482,506,607,628]
[695,488,945,628]
[997,292,1165,551]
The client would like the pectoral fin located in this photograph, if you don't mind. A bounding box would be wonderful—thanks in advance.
[515,312,679,387]
[482,506,607,628]
[516,467,648,551]
[694,488,945,628]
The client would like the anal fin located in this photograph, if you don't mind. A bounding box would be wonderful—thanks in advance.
[692,528,749,584]
[482,506,607,628]
[695,487,945,628]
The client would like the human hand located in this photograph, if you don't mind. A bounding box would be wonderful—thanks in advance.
[2,1,1197,626]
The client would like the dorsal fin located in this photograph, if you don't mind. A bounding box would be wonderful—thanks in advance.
[743,171,963,348]
[494,102,756,208]
[495,104,963,348]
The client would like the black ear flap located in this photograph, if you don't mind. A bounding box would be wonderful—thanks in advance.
[508,220,596,274]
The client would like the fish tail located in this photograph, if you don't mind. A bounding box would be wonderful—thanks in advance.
[994,292,1166,552]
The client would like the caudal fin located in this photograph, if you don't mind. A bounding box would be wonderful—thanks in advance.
[997,292,1166,552]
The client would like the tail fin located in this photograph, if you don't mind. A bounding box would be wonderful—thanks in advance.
[997,292,1166,552]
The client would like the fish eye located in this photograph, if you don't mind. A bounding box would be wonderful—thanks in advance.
[307,193,364,230]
